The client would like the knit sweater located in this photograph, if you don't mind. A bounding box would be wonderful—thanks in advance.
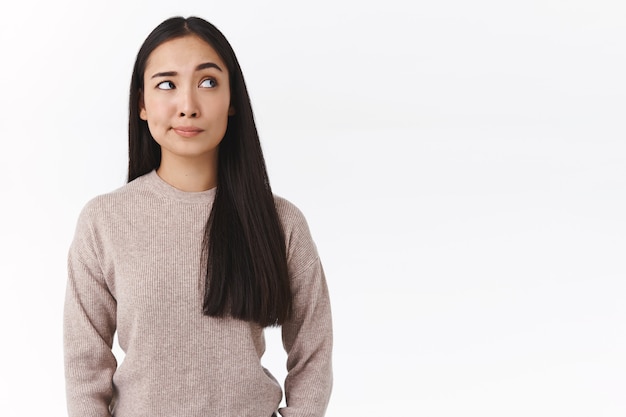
[63,170,333,417]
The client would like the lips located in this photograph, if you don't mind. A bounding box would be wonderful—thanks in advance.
[172,126,204,138]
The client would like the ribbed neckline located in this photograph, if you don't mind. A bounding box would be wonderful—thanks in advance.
[144,170,217,203]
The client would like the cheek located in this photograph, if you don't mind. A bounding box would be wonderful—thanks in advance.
[144,94,171,116]
[144,101,171,125]
[142,102,168,139]
[210,95,233,119]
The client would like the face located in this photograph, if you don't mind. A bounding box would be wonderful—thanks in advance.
[140,35,234,164]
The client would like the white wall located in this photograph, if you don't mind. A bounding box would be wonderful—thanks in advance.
[1,1,625,416]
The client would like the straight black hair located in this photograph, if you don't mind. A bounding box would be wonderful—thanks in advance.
[128,16,291,327]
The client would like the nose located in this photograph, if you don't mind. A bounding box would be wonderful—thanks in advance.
[178,88,200,118]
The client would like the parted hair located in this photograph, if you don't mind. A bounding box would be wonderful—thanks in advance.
[127,16,291,327]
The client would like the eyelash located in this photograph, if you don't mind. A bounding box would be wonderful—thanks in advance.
[156,78,218,90]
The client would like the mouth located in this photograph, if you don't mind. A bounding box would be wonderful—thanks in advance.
[172,126,204,138]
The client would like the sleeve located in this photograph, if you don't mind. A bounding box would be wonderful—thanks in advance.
[279,208,333,417]
[63,205,117,417]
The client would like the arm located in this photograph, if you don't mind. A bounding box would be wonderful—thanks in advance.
[63,206,117,417]
[280,257,333,417]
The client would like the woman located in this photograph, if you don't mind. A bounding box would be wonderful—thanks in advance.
[63,16,332,417]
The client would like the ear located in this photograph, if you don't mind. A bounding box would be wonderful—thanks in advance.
[139,90,148,121]
[228,105,236,116]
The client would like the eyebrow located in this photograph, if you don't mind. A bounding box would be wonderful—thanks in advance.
[151,62,223,79]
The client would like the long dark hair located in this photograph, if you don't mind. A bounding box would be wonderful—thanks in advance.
[128,16,291,327]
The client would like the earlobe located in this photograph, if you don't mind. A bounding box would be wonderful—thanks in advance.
[228,106,236,116]
[139,92,147,121]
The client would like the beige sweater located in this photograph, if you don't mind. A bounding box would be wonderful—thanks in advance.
[63,171,332,417]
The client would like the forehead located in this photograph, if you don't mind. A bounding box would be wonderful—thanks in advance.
[145,35,227,73]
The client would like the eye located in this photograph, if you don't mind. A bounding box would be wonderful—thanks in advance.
[200,78,217,88]
[157,81,175,90]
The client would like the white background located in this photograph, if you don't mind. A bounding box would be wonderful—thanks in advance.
[1,1,625,416]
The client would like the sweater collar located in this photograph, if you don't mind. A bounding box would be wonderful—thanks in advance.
[144,170,217,203]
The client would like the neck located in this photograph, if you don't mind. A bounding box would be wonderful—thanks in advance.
[156,153,218,192]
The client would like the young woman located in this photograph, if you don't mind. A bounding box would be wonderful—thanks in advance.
[63,16,332,417]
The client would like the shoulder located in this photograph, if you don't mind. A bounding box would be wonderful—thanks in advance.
[79,174,153,220]
[274,195,307,231]
[273,195,319,275]
[73,174,157,241]
[70,174,156,258]
[273,195,312,245]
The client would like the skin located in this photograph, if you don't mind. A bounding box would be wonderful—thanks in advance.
[140,35,235,192]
